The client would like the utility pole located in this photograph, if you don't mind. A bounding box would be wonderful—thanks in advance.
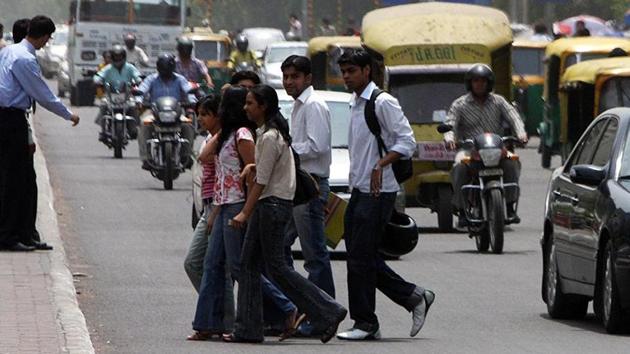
[522,0,529,24]
[510,0,518,23]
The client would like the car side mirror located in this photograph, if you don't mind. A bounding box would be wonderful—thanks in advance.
[569,164,606,186]
[437,123,452,133]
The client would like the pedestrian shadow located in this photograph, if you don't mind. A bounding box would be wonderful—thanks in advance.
[257,337,429,346]
[418,227,466,234]
[442,249,537,255]
[538,313,630,335]
[292,250,402,261]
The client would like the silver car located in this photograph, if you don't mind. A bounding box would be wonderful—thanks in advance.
[38,26,68,79]
[260,41,308,88]
[241,27,285,59]
[56,59,71,98]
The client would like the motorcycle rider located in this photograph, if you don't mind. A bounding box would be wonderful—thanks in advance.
[443,64,527,227]
[227,34,259,71]
[175,37,214,89]
[136,54,197,170]
[123,33,149,68]
[93,45,142,141]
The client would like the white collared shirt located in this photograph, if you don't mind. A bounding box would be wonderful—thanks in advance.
[348,82,416,193]
[290,86,332,178]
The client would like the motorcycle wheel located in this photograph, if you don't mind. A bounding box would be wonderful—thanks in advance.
[488,189,505,254]
[437,184,453,232]
[475,232,490,252]
[113,121,124,159]
[163,142,174,190]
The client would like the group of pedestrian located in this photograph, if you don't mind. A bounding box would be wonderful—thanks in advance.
[0,16,80,252]
[184,49,434,344]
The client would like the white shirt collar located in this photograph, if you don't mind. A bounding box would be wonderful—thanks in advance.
[296,86,314,104]
[351,81,377,107]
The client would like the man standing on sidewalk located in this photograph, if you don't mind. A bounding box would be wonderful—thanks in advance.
[335,49,434,340]
[0,15,80,252]
[281,55,336,335]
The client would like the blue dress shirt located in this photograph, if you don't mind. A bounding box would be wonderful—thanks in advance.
[0,40,72,120]
[137,73,196,104]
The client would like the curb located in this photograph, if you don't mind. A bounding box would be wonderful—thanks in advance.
[34,126,95,354]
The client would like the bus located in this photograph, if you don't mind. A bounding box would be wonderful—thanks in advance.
[67,0,187,105]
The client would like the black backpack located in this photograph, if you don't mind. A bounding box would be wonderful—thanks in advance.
[364,89,413,184]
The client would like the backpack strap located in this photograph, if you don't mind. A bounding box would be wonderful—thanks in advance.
[364,88,387,158]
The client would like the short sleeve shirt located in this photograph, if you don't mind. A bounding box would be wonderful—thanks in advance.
[213,127,254,205]
[175,57,207,82]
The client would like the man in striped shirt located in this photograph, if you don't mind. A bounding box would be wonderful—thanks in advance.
[443,64,527,226]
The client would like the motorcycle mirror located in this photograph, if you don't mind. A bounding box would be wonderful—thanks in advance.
[437,123,453,134]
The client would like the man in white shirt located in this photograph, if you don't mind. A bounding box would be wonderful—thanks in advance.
[281,56,336,335]
[123,33,149,68]
[335,49,434,341]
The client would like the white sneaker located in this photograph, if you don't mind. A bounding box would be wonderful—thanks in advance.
[336,328,381,341]
[410,290,435,337]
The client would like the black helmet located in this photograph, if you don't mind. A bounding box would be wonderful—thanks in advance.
[123,33,136,48]
[156,53,176,78]
[235,34,248,52]
[177,37,194,56]
[152,96,182,124]
[110,44,126,65]
[378,211,419,258]
[465,64,495,93]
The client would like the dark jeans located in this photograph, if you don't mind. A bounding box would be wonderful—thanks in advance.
[235,197,345,341]
[0,110,29,247]
[344,190,419,330]
[193,202,295,332]
[284,178,335,298]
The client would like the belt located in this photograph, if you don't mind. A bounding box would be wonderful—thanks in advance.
[0,106,26,114]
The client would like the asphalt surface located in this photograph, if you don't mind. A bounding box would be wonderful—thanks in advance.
[35,84,630,353]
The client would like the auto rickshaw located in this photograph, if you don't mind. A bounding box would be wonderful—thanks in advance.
[558,57,630,157]
[180,29,231,95]
[538,37,630,168]
[362,2,513,231]
[308,36,361,91]
[512,40,548,135]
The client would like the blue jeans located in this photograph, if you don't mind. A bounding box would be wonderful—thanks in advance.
[344,190,420,330]
[284,178,335,298]
[235,197,345,341]
[192,202,295,332]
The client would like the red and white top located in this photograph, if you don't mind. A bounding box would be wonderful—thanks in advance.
[200,135,216,200]
[213,127,254,205]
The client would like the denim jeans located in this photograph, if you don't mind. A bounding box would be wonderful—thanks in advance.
[284,178,335,298]
[235,197,345,341]
[192,202,295,332]
[344,190,421,330]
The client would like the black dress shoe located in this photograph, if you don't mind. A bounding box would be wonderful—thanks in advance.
[32,241,53,250]
[8,242,36,252]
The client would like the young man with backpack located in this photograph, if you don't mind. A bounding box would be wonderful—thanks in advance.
[336,49,434,340]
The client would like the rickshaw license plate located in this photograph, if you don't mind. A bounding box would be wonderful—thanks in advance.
[479,168,503,177]
[414,142,456,161]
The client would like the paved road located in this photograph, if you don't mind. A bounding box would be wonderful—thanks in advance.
[36,88,630,353]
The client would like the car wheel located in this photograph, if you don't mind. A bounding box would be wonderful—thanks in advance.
[545,235,588,319]
[600,240,625,333]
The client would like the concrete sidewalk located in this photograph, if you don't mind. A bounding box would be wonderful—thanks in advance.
[0,133,94,354]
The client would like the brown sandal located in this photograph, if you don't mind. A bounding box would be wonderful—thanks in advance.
[279,311,307,341]
[186,331,220,341]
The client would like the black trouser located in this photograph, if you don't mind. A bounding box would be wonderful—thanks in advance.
[0,109,30,247]
[20,150,39,245]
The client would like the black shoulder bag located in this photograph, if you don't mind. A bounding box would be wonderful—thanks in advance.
[364,89,413,184]
[291,147,320,205]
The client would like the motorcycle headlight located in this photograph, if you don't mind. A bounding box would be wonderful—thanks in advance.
[478,148,502,167]
[158,111,178,123]
[110,93,126,105]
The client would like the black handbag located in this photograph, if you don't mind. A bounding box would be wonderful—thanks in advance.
[291,147,320,205]
[364,89,413,184]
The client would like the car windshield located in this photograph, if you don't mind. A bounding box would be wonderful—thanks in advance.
[244,30,285,52]
[388,73,467,124]
[266,46,307,63]
[279,99,350,148]
[563,52,608,71]
[513,47,544,76]
[72,0,182,25]
[194,40,229,62]
[599,77,630,113]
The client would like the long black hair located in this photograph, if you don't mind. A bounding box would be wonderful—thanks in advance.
[216,86,257,155]
[195,93,221,116]
[248,84,292,145]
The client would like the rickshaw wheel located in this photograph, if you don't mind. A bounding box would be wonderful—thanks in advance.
[437,185,453,231]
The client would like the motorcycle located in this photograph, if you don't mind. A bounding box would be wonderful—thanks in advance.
[438,124,521,254]
[99,82,138,158]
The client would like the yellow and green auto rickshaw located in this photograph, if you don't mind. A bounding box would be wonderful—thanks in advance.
[557,57,630,158]
[538,37,630,168]
[308,36,361,92]
[362,2,513,231]
[512,40,548,136]
[181,30,232,95]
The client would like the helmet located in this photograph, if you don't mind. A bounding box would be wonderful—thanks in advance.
[123,33,136,49]
[235,34,248,52]
[110,44,126,66]
[156,53,176,78]
[378,211,419,258]
[465,64,495,93]
[177,37,194,56]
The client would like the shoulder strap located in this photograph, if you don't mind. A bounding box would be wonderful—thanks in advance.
[364,88,387,157]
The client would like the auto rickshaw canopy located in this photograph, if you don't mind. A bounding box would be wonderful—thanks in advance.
[361,2,512,66]
[545,37,630,60]
[307,36,361,56]
[180,32,231,44]
[513,40,549,49]
[561,57,630,85]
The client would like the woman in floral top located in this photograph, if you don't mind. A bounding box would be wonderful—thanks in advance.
[189,87,297,341]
